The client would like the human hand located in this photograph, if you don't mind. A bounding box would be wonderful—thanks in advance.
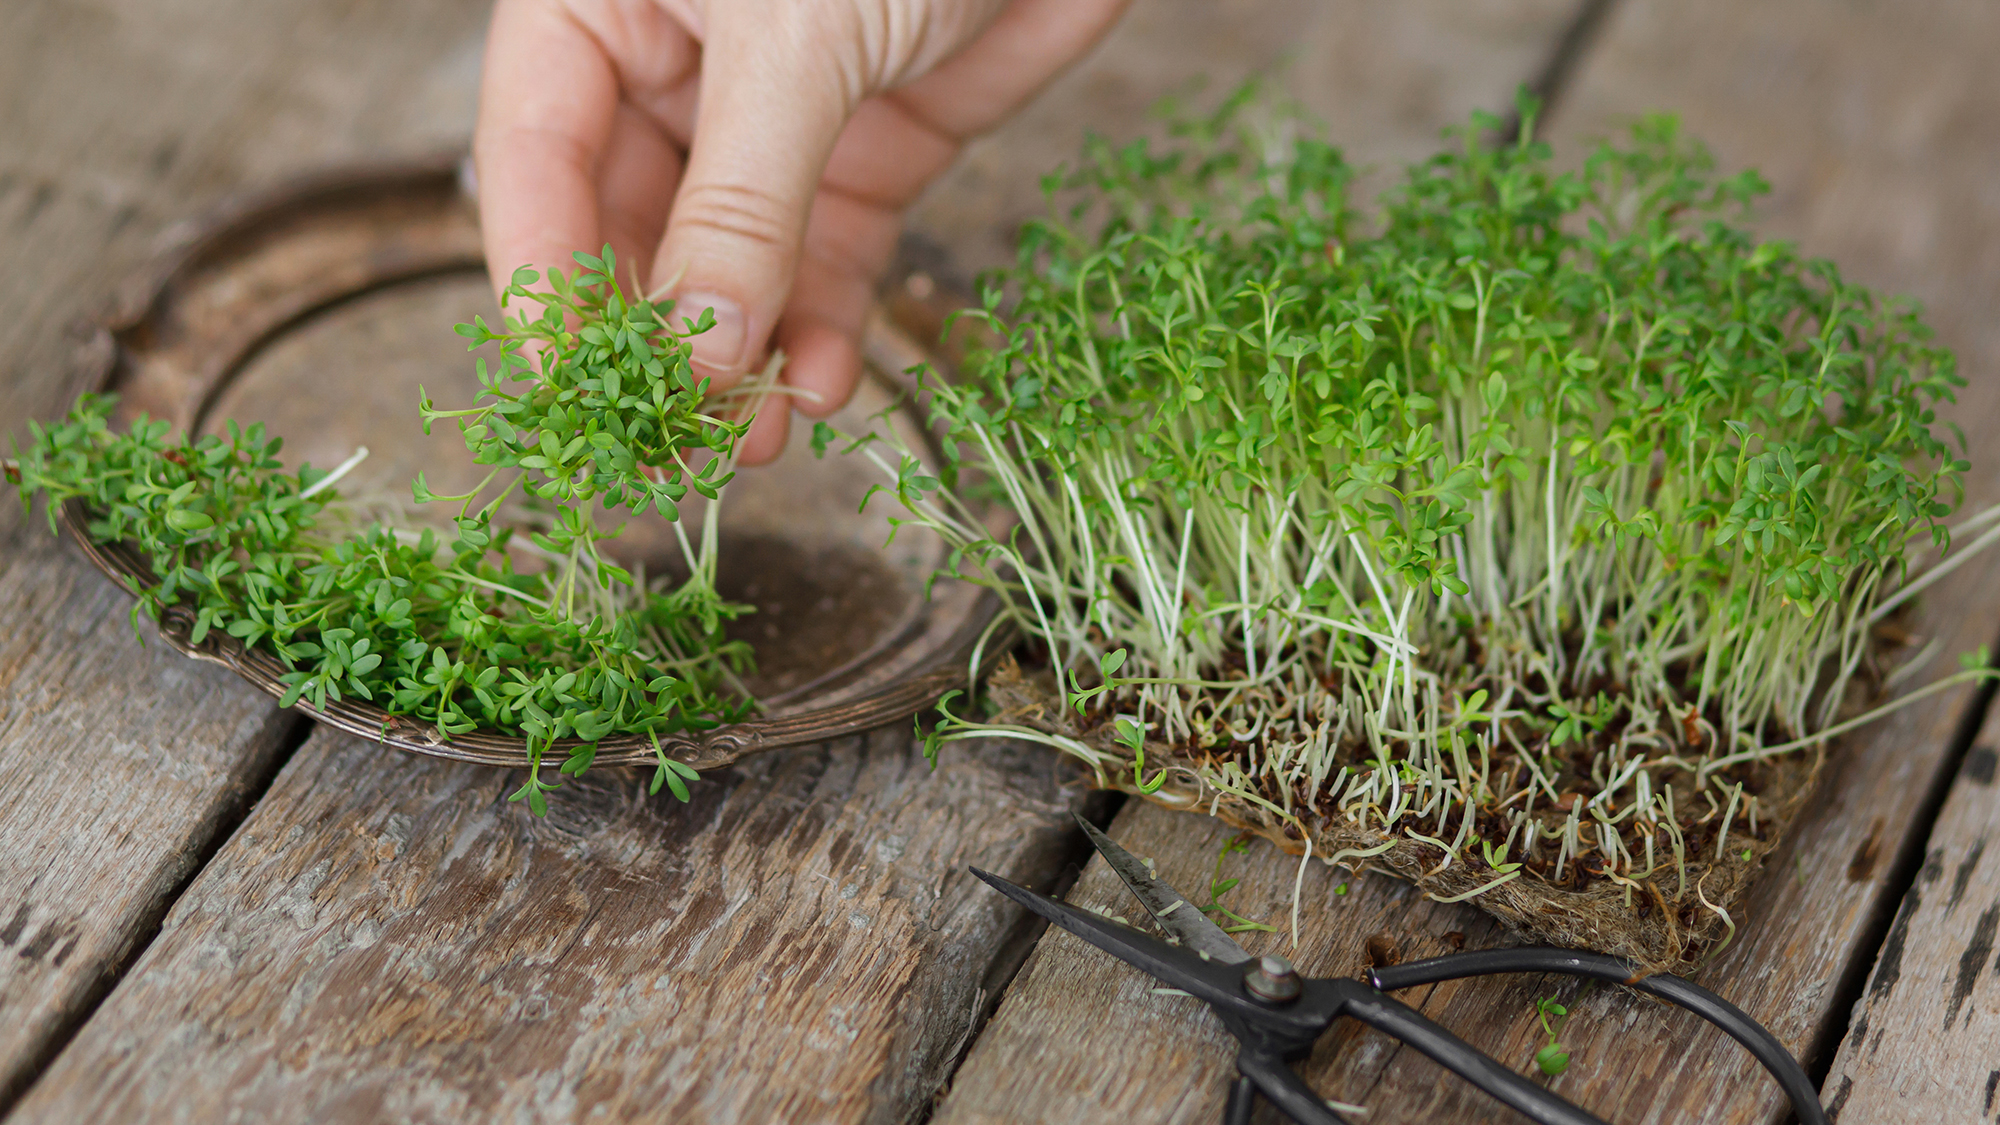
[474,0,1129,463]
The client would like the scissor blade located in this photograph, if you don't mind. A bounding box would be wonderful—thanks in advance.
[1341,990,1609,1125]
[968,866,1261,1011]
[1073,812,1252,965]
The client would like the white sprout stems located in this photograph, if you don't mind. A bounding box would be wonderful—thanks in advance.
[299,446,370,499]
[1867,511,2000,625]
[817,124,2000,917]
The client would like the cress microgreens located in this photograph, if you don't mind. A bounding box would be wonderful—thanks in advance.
[10,248,759,813]
[848,89,2000,913]
[1532,995,1572,1077]
[1200,834,1278,935]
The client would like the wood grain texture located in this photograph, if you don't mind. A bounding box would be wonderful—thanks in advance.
[0,0,489,1106]
[1822,720,2000,1123]
[0,533,296,1110]
[9,725,1087,1124]
[0,2,1585,1120]
[933,1,2000,1123]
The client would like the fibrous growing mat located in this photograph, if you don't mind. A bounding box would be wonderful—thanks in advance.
[858,96,1995,969]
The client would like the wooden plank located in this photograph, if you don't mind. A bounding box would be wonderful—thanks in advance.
[1536,0,2000,1115]
[8,725,1088,1123]
[0,0,490,1107]
[1821,728,2000,1119]
[933,800,1495,1125]
[3,3,1581,1120]
[933,0,2000,1122]
[0,528,296,1110]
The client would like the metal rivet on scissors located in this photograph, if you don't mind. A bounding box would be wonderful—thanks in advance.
[970,813,1830,1125]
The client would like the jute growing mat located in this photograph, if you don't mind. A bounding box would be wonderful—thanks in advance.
[989,659,1829,972]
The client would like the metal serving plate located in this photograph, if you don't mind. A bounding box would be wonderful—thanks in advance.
[60,155,1000,772]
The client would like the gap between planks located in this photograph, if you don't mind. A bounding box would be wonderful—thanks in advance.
[0,0,482,1109]
[922,0,1614,1113]
[6,725,1095,1124]
[1808,636,2000,1098]
[6,1,1593,1122]
[0,708,312,1118]
[1822,651,2000,1122]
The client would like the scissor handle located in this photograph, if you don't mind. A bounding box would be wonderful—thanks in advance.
[1340,987,1612,1125]
[1233,1052,1351,1125]
[1369,948,1829,1125]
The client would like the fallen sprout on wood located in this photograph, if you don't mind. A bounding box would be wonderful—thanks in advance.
[1200,833,1280,936]
[11,249,761,812]
[1533,995,1572,1077]
[854,90,2000,965]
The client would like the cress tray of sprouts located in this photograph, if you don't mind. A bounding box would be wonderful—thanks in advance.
[846,93,2000,967]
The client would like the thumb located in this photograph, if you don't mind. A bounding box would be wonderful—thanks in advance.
[650,10,857,389]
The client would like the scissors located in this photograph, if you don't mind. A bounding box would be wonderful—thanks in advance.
[970,814,1830,1125]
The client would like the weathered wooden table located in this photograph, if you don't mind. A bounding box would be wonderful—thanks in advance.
[3,1,1997,1122]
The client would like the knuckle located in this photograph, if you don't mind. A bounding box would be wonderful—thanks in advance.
[673,181,795,250]
[752,0,895,91]
[476,122,597,176]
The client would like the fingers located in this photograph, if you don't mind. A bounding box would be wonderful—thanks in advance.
[819,94,965,211]
[646,7,860,392]
[732,177,896,465]
[779,320,863,419]
[733,390,795,466]
[473,0,624,303]
[747,0,1131,445]
[788,185,900,396]
[894,0,1133,137]
[595,103,684,288]
[478,0,1134,466]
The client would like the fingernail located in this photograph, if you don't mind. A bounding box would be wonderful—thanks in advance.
[676,292,747,380]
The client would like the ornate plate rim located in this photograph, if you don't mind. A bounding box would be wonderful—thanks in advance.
[58,154,1005,773]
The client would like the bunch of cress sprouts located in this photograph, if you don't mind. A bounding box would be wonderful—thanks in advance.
[12,249,764,814]
[852,94,2000,898]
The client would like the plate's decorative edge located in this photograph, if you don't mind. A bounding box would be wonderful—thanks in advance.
[56,157,1005,774]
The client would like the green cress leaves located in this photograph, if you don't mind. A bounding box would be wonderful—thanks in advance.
[11,248,754,813]
[870,89,1986,896]
[433,251,742,523]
